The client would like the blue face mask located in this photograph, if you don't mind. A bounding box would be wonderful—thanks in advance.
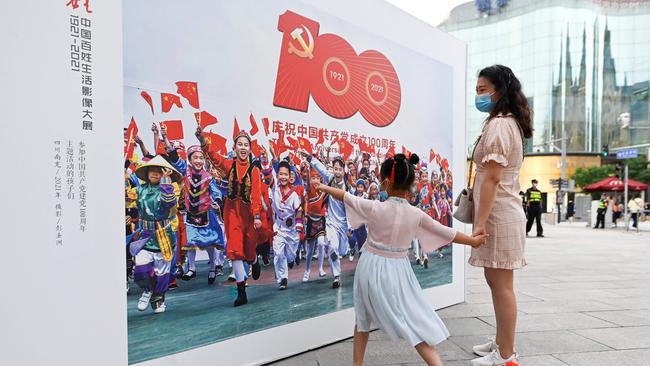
[475,92,495,112]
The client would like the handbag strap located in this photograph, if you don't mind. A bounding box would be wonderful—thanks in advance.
[467,134,482,189]
[468,115,528,189]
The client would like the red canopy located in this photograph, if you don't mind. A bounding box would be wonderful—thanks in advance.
[584,176,648,192]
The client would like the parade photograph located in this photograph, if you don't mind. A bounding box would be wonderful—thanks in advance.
[122,1,459,363]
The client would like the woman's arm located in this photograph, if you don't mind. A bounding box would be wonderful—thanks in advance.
[474,160,504,235]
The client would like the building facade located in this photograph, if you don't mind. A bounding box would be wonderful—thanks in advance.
[440,0,650,156]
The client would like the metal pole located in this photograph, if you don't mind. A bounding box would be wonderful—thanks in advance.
[559,131,567,223]
[624,163,629,232]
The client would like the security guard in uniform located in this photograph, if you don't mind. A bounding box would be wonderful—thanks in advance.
[594,195,608,229]
[525,179,544,237]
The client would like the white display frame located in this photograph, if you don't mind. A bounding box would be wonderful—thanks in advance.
[138,1,467,365]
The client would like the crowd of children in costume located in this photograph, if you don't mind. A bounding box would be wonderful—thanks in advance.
[124,123,455,313]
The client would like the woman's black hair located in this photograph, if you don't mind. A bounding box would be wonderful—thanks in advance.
[380,153,420,191]
[278,160,291,174]
[478,64,533,139]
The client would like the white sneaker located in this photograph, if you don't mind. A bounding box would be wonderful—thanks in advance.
[349,254,354,262]
[302,271,310,282]
[319,268,326,277]
[153,302,166,314]
[473,338,497,357]
[137,291,152,311]
[471,350,519,366]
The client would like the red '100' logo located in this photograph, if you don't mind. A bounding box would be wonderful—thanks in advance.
[273,10,401,128]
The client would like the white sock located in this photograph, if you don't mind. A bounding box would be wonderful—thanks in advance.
[187,250,197,272]
[232,260,246,282]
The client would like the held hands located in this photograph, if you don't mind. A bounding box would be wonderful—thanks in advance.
[469,233,489,248]
[470,225,488,248]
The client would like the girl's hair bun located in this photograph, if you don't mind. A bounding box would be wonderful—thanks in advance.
[408,153,420,166]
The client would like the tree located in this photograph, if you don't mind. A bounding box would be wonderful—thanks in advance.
[571,165,616,189]
[627,157,650,184]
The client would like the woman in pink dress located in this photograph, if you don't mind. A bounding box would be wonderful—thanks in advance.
[469,65,533,366]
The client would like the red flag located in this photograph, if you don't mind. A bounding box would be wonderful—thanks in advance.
[161,93,183,113]
[140,91,154,115]
[204,132,228,156]
[262,117,270,136]
[156,139,166,155]
[429,149,435,163]
[124,117,138,160]
[358,139,375,155]
[297,136,313,155]
[232,117,241,141]
[275,131,289,156]
[251,139,264,157]
[386,145,396,159]
[175,81,199,109]
[249,114,259,136]
[338,139,353,161]
[160,120,184,140]
[269,139,279,158]
[291,153,302,167]
[441,158,449,170]
[287,136,299,151]
[401,146,412,158]
[194,111,218,130]
[435,153,441,164]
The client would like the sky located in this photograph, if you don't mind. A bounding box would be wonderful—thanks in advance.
[386,0,469,27]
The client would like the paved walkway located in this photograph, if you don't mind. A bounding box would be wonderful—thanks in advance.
[269,222,650,366]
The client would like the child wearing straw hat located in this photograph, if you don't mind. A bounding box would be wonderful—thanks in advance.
[129,156,181,314]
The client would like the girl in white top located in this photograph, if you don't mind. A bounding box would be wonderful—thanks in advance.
[316,153,487,366]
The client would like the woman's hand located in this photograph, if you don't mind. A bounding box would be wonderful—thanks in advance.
[254,219,262,230]
[472,224,487,237]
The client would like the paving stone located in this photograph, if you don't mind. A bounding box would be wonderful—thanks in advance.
[554,349,650,366]
[573,326,650,350]
[586,310,650,327]
[443,317,495,336]
[479,312,617,332]
[450,330,610,356]
[517,299,619,314]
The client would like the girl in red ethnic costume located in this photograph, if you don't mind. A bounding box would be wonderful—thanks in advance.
[196,127,263,307]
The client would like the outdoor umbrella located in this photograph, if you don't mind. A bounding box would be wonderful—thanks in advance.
[584,176,649,192]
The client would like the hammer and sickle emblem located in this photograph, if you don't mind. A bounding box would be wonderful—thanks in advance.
[287,25,314,59]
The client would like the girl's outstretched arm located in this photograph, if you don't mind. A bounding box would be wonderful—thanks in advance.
[316,183,345,201]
